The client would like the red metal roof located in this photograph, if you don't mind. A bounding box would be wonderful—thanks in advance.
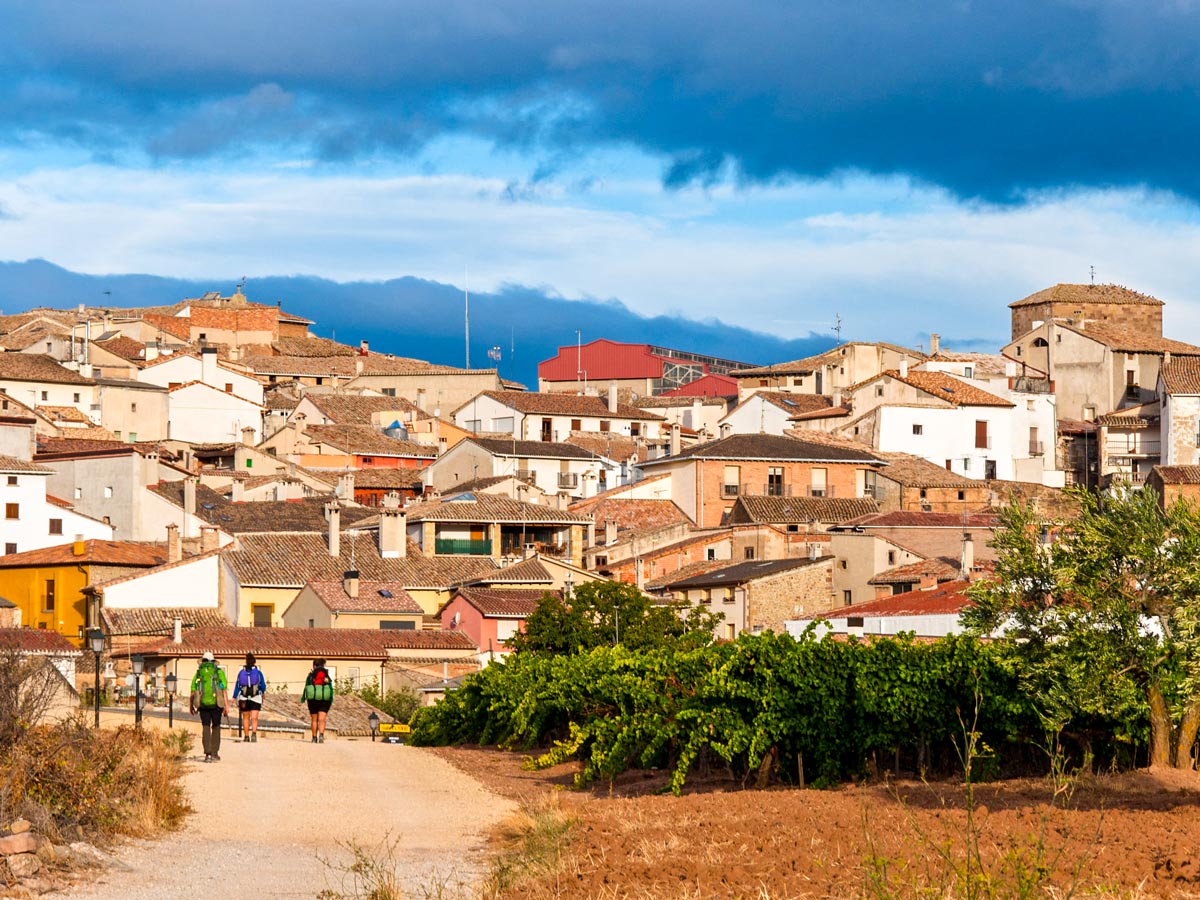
[660,373,739,397]
[540,340,677,381]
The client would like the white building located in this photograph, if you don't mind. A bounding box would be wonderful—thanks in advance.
[167,381,264,444]
[424,437,621,499]
[0,457,113,555]
[139,348,264,404]
[719,392,833,436]
[452,388,664,443]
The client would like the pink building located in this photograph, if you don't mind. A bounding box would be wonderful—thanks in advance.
[440,587,557,656]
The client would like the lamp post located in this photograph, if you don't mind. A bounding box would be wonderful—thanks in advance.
[368,711,380,742]
[165,672,177,729]
[131,654,144,728]
[86,628,105,728]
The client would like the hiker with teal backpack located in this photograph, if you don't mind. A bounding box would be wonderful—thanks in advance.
[189,651,229,762]
[232,653,267,743]
[302,658,333,743]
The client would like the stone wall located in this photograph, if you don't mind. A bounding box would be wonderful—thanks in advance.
[747,558,836,633]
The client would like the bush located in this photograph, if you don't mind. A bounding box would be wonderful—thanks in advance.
[354,679,420,725]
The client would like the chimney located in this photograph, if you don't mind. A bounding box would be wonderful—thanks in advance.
[635,558,645,591]
[183,477,198,536]
[343,569,360,599]
[899,357,909,379]
[145,340,160,363]
[173,616,183,644]
[919,568,938,591]
[241,426,255,447]
[670,423,681,456]
[832,390,842,408]
[524,542,537,559]
[604,520,618,546]
[354,358,364,376]
[200,347,217,385]
[379,507,407,559]
[200,526,219,554]
[338,471,355,501]
[608,382,618,414]
[360,339,369,355]
[325,500,341,557]
[73,534,86,556]
[382,491,402,509]
[719,422,732,438]
[416,388,427,412]
[691,398,703,430]
[231,478,244,502]
[929,333,941,355]
[142,450,160,488]
[1165,350,1172,366]
[961,533,975,578]
[166,523,181,563]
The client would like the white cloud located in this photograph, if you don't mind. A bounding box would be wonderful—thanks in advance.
[3,159,1200,351]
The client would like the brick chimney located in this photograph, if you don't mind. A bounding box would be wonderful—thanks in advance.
[343,569,360,599]
[325,500,341,557]
[929,333,941,355]
[918,569,938,591]
[241,426,255,446]
[166,524,181,563]
[200,526,219,554]
[379,507,407,559]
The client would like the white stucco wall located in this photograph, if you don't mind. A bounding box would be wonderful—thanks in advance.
[720,396,794,436]
[0,473,113,554]
[140,354,265,404]
[168,383,263,444]
[876,405,1015,481]
[100,553,223,609]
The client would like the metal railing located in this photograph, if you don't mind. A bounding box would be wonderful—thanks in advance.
[722,484,739,497]
[557,473,579,489]
[1028,441,1045,457]
[434,538,492,555]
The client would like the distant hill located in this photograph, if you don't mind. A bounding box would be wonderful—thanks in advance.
[0,259,839,388]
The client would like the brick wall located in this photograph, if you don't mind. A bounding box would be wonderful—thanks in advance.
[747,558,836,633]
[695,459,867,528]
[1012,302,1162,341]
[899,485,990,513]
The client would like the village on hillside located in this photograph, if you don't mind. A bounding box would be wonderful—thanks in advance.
[0,281,1191,712]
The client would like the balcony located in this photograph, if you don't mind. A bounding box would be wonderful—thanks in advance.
[806,485,834,498]
[557,472,580,489]
[1028,441,1045,457]
[722,483,739,497]
[434,538,492,556]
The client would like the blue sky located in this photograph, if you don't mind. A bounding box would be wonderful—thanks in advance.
[5,1,1200,350]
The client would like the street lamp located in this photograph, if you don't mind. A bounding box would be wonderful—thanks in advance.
[165,672,178,729]
[368,711,380,742]
[86,628,105,728]
[563,575,574,598]
[131,654,144,728]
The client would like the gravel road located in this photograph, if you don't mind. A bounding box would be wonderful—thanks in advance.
[62,734,515,900]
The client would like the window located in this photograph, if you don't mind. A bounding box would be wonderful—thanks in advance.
[723,464,740,497]
[103,486,113,498]
[725,623,736,640]
[571,419,582,431]
[45,342,52,353]
[630,422,641,437]
[847,616,864,628]
[808,467,826,497]
[919,488,927,499]
[974,420,989,449]
[4,503,17,520]
[706,548,717,561]
[114,431,121,439]
[44,580,55,612]
[843,590,852,605]
[787,524,799,533]
[759,379,768,387]
[73,393,81,403]
[40,391,48,401]
[252,605,273,627]
[887,550,896,565]
[361,457,373,464]
[875,386,884,397]
[4,477,14,487]
[957,490,965,500]
[767,466,784,497]
[599,420,611,433]
[73,487,82,500]
[308,618,315,629]
[840,559,847,569]
[199,333,207,341]
[912,424,923,435]
[131,402,137,412]
[381,388,396,397]
[792,377,803,387]
[464,419,481,433]
[963,366,974,378]
[129,433,137,442]
[315,378,324,385]
[701,589,712,604]
[744,547,755,559]
[3,544,13,555]
[491,417,514,432]
[963,458,971,471]
[723,587,735,603]
[1015,346,1022,357]
[225,383,233,393]
[595,555,608,567]
[49,519,62,535]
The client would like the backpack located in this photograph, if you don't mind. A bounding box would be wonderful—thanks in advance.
[240,667,261,699]
[306,668,333,702]
[193,663,224,708]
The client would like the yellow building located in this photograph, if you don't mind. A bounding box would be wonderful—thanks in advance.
[0,539,168,646]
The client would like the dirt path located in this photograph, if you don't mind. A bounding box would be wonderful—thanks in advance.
[63,735,515,900]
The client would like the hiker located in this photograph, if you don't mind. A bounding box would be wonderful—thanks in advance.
[302,658,334,743]
[189,652,229,762]
[232,653,267,742]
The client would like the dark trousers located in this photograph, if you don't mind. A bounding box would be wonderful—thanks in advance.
[199,707,223,756]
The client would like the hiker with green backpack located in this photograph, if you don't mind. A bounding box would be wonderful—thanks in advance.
[302,658,334,743]
[189,651,229,762]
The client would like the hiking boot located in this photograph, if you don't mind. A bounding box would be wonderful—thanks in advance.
[203,754,212,763]
[251,732,257,743]
[212,754,221,762]
[318,733,325,743]
[312,736,318,744]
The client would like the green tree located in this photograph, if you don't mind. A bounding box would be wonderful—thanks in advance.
[508,580,721,654]
[964,488,1200,768]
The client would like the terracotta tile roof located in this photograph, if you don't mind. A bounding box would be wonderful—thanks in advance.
[305,580,423,614]
[564,432,640,461]
[635,396,728,409]
[352,468,426,489]
[468,437,595,460]
[875,452,982,488]
[242,355,360,377]
[727,495,878,525]
[136,625,477,658]
[273,336,357,357]
[1152,465,1200,485]
[470,556,553,584]
[408,494,591,525]
[605,528,733,570]
[305,424,437,457]
[0,324,64,351]
[868,557,960,585]
[923,352,1009,376]
[438,474,537,495]
[665,556,828,588]
[35,436,142,457]
[644,559,731,590]
[100,607,232,635]
[1055,321,1200,356]
[37,405,92,425]
[0,628,80,654]
[569,497,691,531]
[640,433,884,465]
[836,511,999,529]
[1161,357,1200,394]
[167,380,263,407]
[787,405,852,422]
[0,540,167,568]
[264,388,302,410]
[1096,402,1158,428]
[863,369,1015,408]
[803,581,973,619]
[151,482,378,533]
[302,394,428,425]
[456,390,664,421]
[728,391,832,417]
[40,425,120,441]
[455,586,551,617]
[226,532,497,588]
[93,335,147,363]
[0,354,93,385]
[734,343,926,377]
[0,455,50,474]
[1009,283,1162,309]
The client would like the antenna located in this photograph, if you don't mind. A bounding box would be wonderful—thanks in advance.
[464,268,470,369]
[1089,266,1095,285]
[833,313,843,343]
[237,276,247,293]
[576,330,582,388]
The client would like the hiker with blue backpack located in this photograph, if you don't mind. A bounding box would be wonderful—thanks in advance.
[302,658,334,743]
[232,653,267,743]
[189,651,229,763]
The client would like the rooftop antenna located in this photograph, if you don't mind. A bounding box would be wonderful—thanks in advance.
[237,276,246,294]
[464,268,470,369]
[833,313,843,343]
[576,330,582,388]
[1089,266,1095,286]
